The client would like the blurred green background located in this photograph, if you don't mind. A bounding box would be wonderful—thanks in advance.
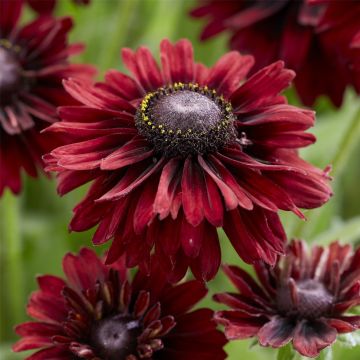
[1,1,360,359]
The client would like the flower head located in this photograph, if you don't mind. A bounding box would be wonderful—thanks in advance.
[0,0,96,195]
[45,38,331,281]
[191,0,360,107]
[13,248,227,359]
[214,240,360,357]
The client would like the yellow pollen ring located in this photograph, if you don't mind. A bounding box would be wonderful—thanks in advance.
[137,82,234,139]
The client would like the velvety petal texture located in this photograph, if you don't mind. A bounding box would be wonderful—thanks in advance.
[214,240,360,358]
[45,38,331,281]
[0,0,96,195]
[191,0,360,107]
[13,248,227,360]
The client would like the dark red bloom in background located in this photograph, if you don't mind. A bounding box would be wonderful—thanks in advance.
[45,38,331,281]
[13,248,227,359]
[27,0,90,15]
[214,240,360,357]
[0,0,95,195]
[191,0,360,107]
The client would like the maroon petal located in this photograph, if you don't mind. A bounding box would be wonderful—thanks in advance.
[97,158,165,202]
[199,155,253,210]
[190,223,221,281]
[93,198,130,245]
[160,39,195,84]
[194,63,209,85]
[180,219,203,258]
[0,0,22,36]
[26,346,69,360]
[181,157,205,227]
[122,46,163,91]
[104,70,144,100]
[231,61,295,112]
[224,207,285,266]
[215,310,265,340]
[160,280,207,316]
[156,217,182,257]
[235,167,303,216]
[327,318,358,333]
[133,179,158,234]
[63,79,135,113]
[153,158,181,220]
[13,337,55,352]
[280,13,313,70]
[293,320,337,358]
[202,171,224,227]
[334,296,360,313]
[37,275,66,296]
[213,292,266,316]
[100,137,153,170]
[225,1,287,29]
[15,322,62,337]
[62,248,106,291]
[58,105,126,124]
[206,51,254,97]
[198,156,238,210]
[57,170,99,196]
[258,316,295,348]
[175,39,195,83]
[27,292,67,323]
[222,265,269,300]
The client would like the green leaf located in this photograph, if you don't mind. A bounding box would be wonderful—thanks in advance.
[277,344,296,360]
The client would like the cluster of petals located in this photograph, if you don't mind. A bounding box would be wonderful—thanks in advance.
[191,0,360,106]
[45,38,332,281]
[13,248,227,360]
[0,0,95,194]
[214,240,360,358]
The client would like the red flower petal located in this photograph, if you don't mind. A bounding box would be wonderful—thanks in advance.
[258,316,295,348]
[292,320,337,358]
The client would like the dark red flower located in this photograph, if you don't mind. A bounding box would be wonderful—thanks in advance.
[45,38,331,281]
[0,0,96,195]
[26,0,90,15]
[214,240,360,358]
[13,248,227,360]
[191,0,360,107]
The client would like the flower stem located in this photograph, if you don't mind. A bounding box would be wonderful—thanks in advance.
[0,191,24,341]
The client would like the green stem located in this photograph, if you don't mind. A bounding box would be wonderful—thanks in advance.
[293,107,360,239]
[0,191,24,341]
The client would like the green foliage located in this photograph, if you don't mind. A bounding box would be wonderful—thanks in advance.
[316,348,333,360]
[1,0,360,359]
[277,344,296,360]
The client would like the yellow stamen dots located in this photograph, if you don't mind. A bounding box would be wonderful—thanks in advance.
[0,39,21,53]
[135,82,236,156]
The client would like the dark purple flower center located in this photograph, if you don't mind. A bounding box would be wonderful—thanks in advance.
[135,83,237,156]
[0,42,22,106]
[90,314,141,360]
[277,279,334,319]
